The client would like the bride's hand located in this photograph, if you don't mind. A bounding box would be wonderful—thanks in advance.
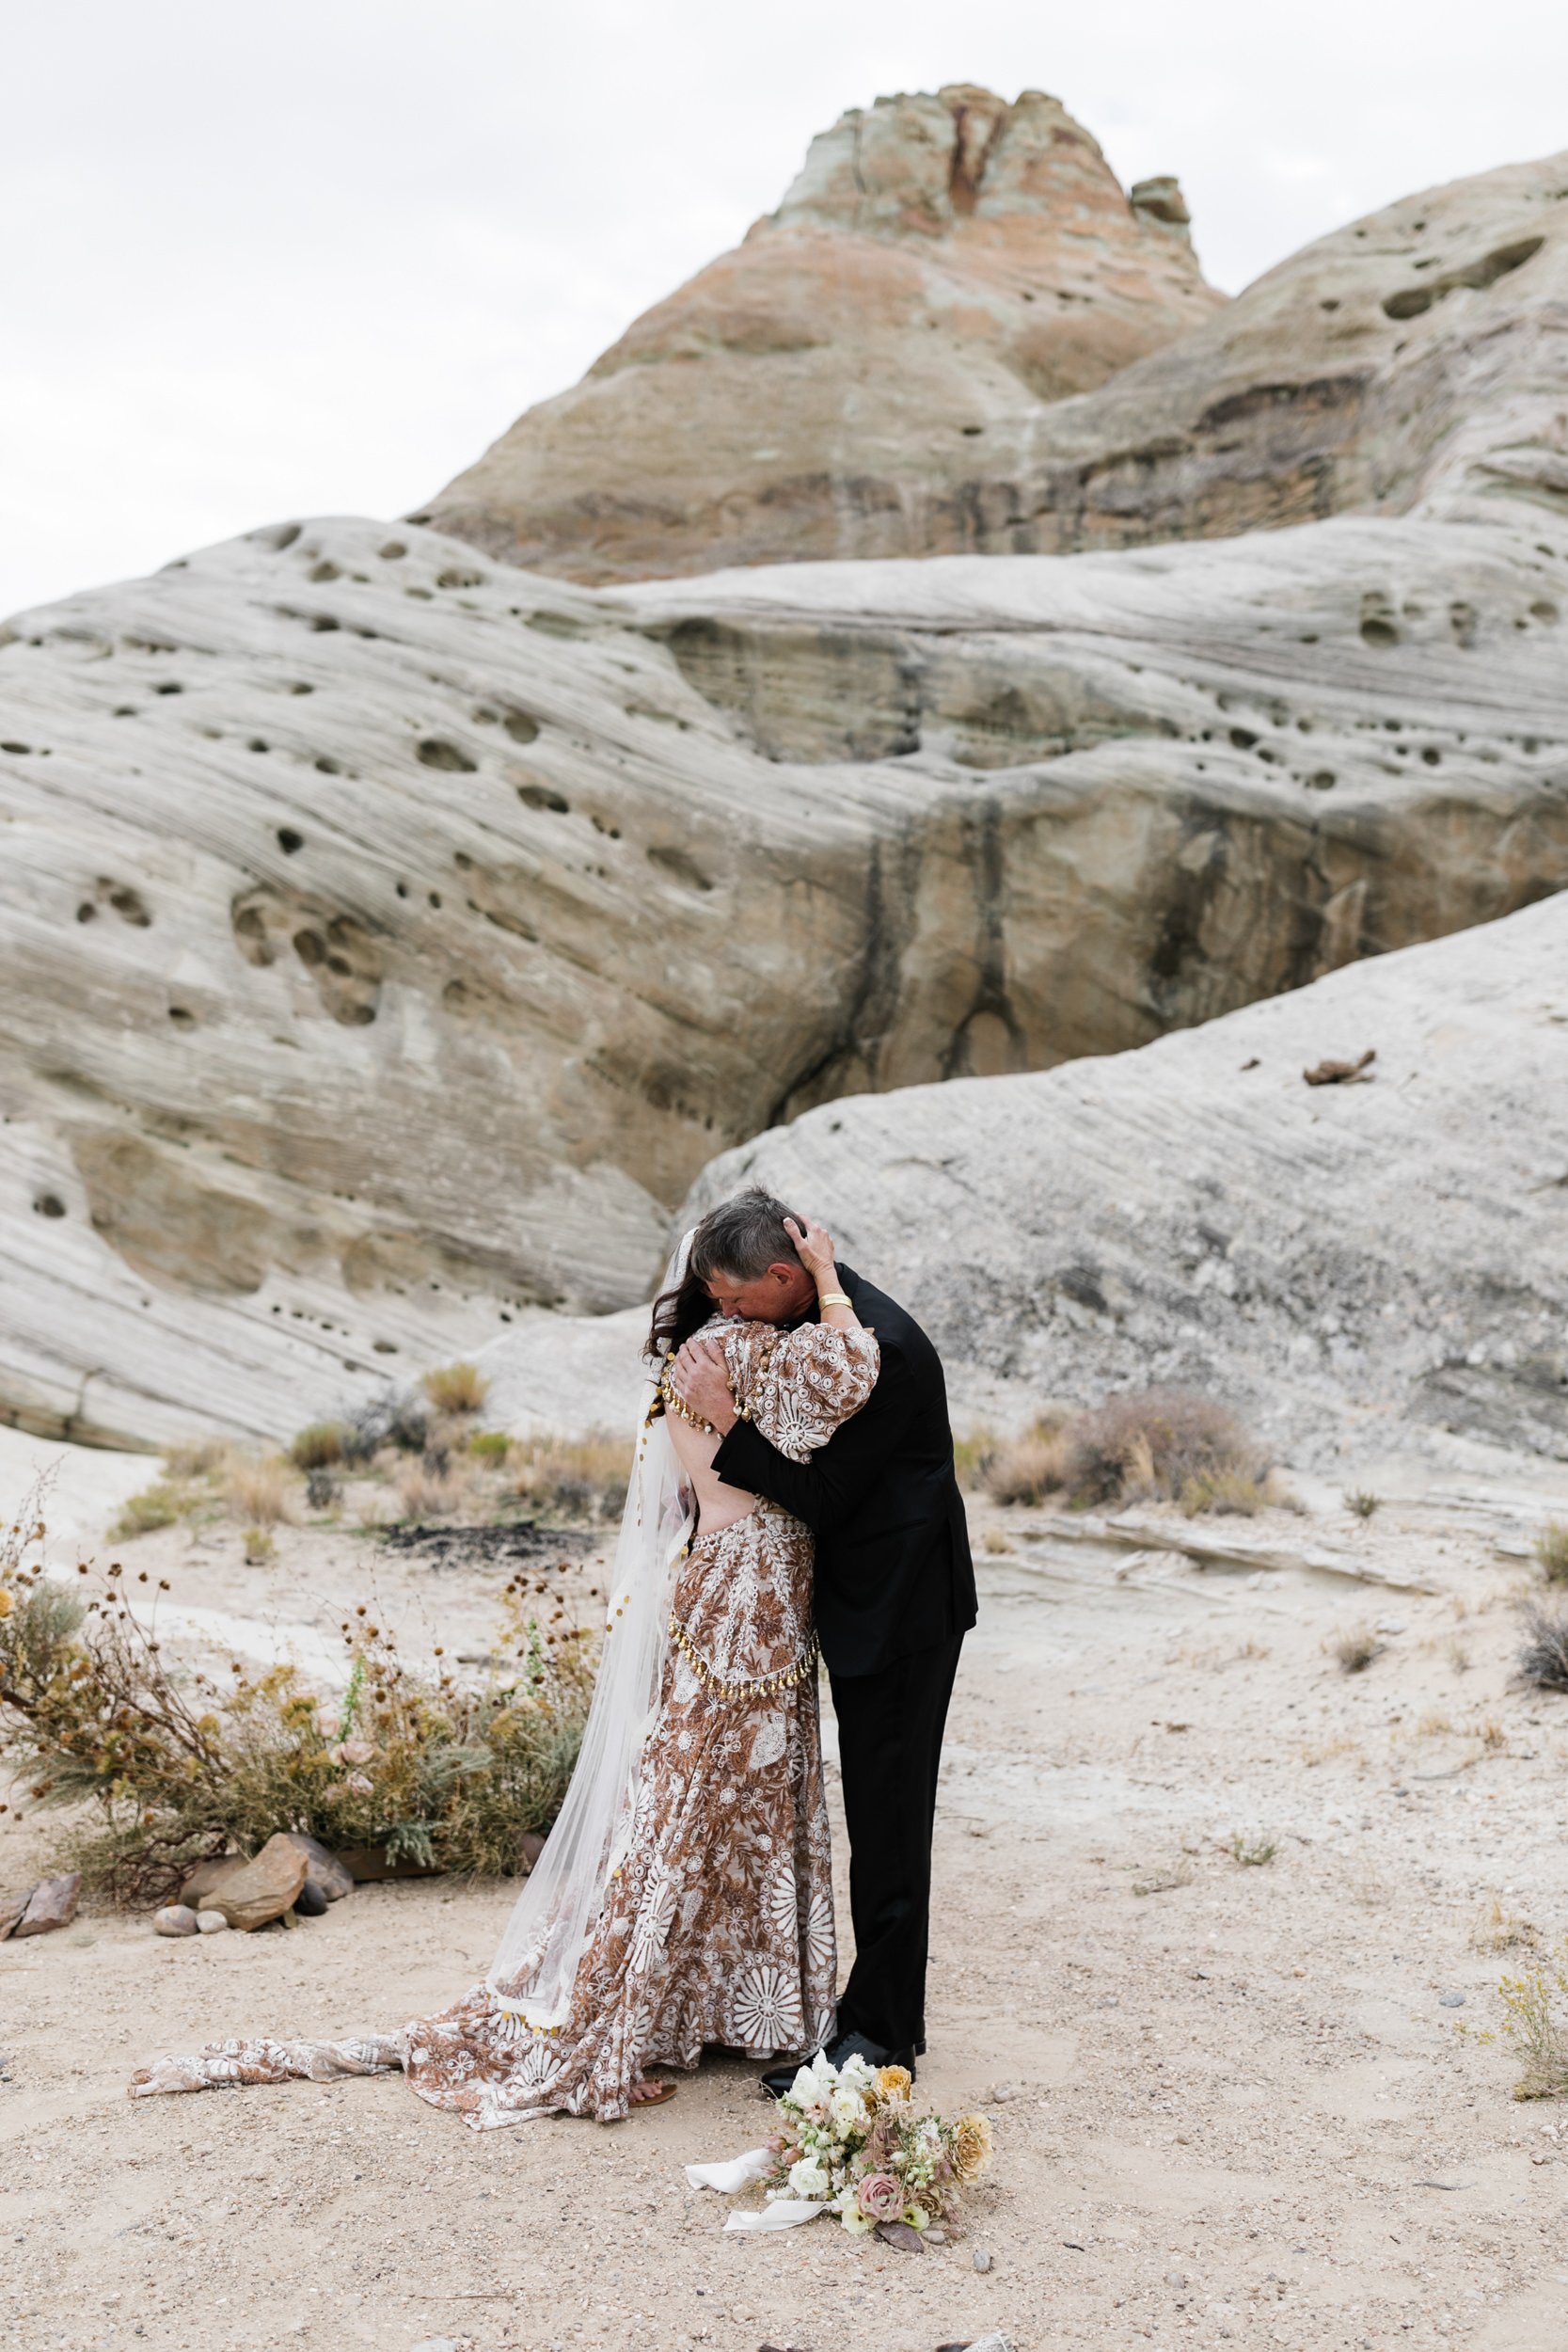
[784,1213,837,1287]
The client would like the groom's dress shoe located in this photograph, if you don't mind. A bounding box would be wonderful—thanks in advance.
[759,2029,918,2101]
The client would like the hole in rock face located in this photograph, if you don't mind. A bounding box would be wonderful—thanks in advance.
[1359,592,1400,647]
[308,561,341,583]
[1382,232,1545,320]
[309,615,340,633]
[315,756,341,774]
[416,739,477,772]
[232,886,383,1023]
[378,541,407,561]
[1320,297,1340,312]
[1,740,32,754]
[152,682,183,696]
[107,884,151,927]
[167,1006,196,1028]
[1228,726,1259,750]
[502,711,540,744]
[33,1193,66,1217]
[75,902,96,923]
[277,827,304,854]
[647,843,714,893]
[252,521,302,551]
[291,681,314,695]
[1307,771,1338,790]
[1530,600,1560,624]
[436,566,486,590]
[516,780,569,813]
[248,739,270,754]
[1421,746,1442,766]
[1449,601,1478,648]
[232,904,274,965]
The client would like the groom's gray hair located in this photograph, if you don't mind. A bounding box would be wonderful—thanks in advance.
[689,1185,805,1282]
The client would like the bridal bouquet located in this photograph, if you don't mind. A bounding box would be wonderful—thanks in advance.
[761,2050,992,2233]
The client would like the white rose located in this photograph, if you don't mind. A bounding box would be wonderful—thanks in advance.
[787,2157,830,2201]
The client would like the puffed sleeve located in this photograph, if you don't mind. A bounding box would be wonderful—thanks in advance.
[721,1321,879,1463]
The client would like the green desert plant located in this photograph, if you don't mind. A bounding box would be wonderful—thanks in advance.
[242,1525,276,1565]
[1179,1469,1264,1518]
[1227,1831,1277,1867]
[951,1425,999,1489]
[289,1422,348,1472]
[108,1480,198,1542]
[0,1521,597,1904]
[1344,1489,1382,1519]
[1531,1520,1568,1584]
[421,1361,489,1417]
[467,1430,511,1464]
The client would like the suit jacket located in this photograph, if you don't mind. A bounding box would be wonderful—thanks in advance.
[711,1263,976,1678]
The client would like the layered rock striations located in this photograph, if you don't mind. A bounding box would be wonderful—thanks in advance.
[3,508,1565,1443]
[422,86,1225,582]
[686,891,1568,1467]
[425,109,1568,580]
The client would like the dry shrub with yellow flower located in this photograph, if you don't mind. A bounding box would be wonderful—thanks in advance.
[0,1486,597,1905]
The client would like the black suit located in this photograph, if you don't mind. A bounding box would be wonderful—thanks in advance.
[712,1263,975,2054]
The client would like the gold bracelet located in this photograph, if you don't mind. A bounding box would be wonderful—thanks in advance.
[817,1291,851,1311]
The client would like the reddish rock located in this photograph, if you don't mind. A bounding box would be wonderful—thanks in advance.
[13,1872,81,1938]
[0,1885,35,1941]
[423,84,1223,581]
[202,1835,308,1931]
[283,1833,354,1902]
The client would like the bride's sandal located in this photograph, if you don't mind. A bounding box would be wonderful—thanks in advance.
[629,2075,678,2108]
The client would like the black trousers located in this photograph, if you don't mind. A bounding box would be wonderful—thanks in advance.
[828,1631,964,2058]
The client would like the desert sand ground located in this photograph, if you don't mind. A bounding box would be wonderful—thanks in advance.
[3,1434,1567,2352]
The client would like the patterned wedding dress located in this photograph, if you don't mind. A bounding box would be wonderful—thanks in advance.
[131,1317,878,2127]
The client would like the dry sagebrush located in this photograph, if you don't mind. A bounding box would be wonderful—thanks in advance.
[980,1387,1267,1516]
[0,1495,596,1903]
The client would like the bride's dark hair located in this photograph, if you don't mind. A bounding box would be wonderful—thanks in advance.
[643,1186,804,1361]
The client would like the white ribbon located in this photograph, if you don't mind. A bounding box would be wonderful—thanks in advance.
[685,2148,827,2233]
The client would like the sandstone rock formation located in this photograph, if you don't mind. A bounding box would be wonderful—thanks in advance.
[4,509,1564,1446]
[424,115,1568,580]
[422,86,1224,582]
[684,890,1568,1468]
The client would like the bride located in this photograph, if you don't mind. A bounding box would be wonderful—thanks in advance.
[131,1203,877,2126]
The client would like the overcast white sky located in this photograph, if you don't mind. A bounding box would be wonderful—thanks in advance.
[4,0,1566,617]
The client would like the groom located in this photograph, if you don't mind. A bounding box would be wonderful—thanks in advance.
[671,1186,975,2090]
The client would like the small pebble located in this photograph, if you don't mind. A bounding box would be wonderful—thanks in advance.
[196,1910,230,1935]
[153,1904,198,1937]
[1438,1990,1465,2008]
[973,2247,993,2273]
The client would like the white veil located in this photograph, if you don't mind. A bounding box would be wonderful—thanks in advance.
[485,1234,695,2027]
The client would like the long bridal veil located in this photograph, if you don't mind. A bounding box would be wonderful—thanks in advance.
[485,1236,694,2028]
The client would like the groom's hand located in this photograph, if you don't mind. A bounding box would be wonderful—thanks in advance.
[672,1336,738,1434]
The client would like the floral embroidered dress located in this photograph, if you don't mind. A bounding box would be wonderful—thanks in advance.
[131,1317,878,2127]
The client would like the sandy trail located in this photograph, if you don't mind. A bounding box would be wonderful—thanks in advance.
[3,1471,1567,2352]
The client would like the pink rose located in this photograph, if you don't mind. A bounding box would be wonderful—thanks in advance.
[335,1739,374,1766]
[856,2172,903,2222]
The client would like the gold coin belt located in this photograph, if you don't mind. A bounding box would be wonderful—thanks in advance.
[667,1612,819,1702]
